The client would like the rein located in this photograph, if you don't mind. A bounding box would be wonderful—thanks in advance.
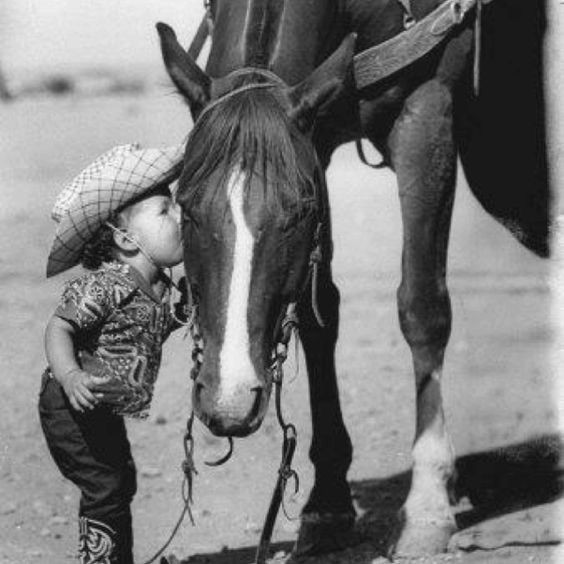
[255,304,300,563]
[177,222,325,563]
[176,284,314,564]
[253,217,327,562]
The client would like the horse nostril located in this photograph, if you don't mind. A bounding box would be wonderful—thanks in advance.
[249,386,263,421]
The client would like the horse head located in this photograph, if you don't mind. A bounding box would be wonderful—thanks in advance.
[157,14,355,437]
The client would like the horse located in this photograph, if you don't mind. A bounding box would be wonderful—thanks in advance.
[156,0,550,559]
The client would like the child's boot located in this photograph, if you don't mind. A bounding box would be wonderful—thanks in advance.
[79,516,117,563]
[78,515,133,563]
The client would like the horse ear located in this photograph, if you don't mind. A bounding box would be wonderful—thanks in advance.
[287,33,356,132]
[156,22,211,117]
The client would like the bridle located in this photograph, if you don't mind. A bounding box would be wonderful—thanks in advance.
[143,67,328,564]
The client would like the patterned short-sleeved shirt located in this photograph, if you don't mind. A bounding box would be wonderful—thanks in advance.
[54,262,177,418]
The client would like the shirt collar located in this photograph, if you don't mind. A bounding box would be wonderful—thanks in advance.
[103,261,170,304]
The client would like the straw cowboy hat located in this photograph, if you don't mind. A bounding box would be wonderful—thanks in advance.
[46,143,185,278]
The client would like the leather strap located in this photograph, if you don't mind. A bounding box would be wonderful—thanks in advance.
[354,0,478,90]
[187,16,210,60]
[355,138,386,169]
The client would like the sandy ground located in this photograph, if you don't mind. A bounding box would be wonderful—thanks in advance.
[0,90,562,564]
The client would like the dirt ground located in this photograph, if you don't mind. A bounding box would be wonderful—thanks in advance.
[0,93,562,564]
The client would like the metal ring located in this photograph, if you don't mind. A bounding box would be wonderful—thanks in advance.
[403,13,415,30]
[450,0,463,24]
[283,423,297,441]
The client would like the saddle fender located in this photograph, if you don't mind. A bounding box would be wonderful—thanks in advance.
[455,0,551,257]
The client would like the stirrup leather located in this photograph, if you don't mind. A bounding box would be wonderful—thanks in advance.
[79,517,116,564]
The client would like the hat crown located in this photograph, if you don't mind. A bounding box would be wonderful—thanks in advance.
[52,144,141,223]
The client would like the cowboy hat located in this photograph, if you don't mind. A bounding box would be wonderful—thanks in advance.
[47,143,184,277]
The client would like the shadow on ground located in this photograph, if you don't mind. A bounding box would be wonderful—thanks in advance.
[166,434,563,564]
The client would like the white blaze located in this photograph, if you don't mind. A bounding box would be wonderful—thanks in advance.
[219,169,256,402]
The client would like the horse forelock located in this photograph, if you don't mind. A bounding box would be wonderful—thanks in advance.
[178,87,317,217]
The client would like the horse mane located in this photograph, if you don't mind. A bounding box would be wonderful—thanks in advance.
[177,83,317,214]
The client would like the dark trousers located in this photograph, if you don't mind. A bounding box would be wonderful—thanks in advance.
[38,371,136,563]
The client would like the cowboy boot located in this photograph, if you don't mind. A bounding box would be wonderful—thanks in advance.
[78,513,134,564]
[78,516,118,564]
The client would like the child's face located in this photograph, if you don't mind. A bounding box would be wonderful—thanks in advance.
[125,191,183,268]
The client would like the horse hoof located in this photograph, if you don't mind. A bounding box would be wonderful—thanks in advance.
[388,510,456,559]
[292,512,357,557]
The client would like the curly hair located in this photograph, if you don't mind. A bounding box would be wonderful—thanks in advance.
[80,223,117,270]
[80,185,167,270]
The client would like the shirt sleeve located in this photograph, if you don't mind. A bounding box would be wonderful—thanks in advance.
[55,273,114,332]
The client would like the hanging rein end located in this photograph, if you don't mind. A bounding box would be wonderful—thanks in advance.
[204,436,235,467]
[309,244,326,328]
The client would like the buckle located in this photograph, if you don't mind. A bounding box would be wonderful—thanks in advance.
[403,13,416,30]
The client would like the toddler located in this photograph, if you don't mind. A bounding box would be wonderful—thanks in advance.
[39,144,187,564]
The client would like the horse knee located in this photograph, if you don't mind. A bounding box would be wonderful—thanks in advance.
[397,283,452,355]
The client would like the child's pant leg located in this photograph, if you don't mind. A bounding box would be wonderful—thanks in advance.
[38,371,136,563]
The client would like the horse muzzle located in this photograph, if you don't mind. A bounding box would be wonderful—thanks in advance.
[192,366,271,437]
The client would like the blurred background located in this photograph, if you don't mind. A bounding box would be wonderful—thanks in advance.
[0,1,562,563]
[0,0,205,98]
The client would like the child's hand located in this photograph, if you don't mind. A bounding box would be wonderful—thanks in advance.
[89,378,134,407]
[59,368,105,412]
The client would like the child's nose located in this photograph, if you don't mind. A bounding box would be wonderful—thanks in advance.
[172,203,181,225]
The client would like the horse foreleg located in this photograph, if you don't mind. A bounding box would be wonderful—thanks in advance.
[387,79,457,558]
[293,267,356,556]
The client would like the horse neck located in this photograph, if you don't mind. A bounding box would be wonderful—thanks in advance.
[207,0,346,85]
